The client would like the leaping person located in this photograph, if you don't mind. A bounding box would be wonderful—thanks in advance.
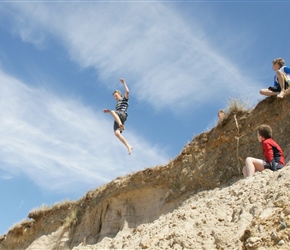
[103,78,133,155]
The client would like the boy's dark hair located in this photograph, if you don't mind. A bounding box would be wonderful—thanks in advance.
[257,124,272,139]
[272,58,285,68]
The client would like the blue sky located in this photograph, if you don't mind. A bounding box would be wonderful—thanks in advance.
[0,1,290,235]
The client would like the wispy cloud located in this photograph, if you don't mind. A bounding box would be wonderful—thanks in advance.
[1,2,261,113]
[0,175,13,180]
[0,2,263,192]
[0,71,168,192]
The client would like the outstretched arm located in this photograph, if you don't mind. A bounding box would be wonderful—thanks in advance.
[120,78,129,99]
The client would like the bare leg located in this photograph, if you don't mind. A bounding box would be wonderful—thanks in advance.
[114,130,133,155]
[110,111,124,130]
[243,157,264,177]
[260,89,278,97]
[277,71,286,98]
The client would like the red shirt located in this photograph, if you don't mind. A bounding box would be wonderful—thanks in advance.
[262,138,285,165]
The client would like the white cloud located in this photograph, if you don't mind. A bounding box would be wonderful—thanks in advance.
[2,2,261,112]
[0,71,168,192]
[0,175,13,180]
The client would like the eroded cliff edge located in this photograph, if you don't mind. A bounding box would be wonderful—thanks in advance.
[1,96,290,250]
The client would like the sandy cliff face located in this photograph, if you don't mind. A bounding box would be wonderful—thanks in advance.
[1,96,290,250]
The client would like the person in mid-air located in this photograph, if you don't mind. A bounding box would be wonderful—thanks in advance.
[103,78,133,155]
[260,58,290,98]
[242,124,284,177]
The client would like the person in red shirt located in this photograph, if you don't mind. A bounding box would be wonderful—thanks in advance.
[243,124,285,177]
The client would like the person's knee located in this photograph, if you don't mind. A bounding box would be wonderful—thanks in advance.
[114,130,121,137]
[245,157,253,164]
[260,89,269,96]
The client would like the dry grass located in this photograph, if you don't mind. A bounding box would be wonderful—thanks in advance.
[29,204,50,216]
[8,219,33,234]
[226,97,252,115]
[28,199,75,219]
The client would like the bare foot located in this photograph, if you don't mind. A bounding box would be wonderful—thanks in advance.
[277,90,285,98]
[128,146,133,155]
[119,124,125,130]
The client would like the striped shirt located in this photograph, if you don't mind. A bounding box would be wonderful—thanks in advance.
[115,96,129,114]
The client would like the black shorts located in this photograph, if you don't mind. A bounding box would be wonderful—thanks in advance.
[113,111,127,132]
[263,161,283,171]
[268,86,281,92]
[268,81,289,92]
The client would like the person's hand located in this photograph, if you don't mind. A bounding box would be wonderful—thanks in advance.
[120,78,125,84]
[103,109,110,113]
